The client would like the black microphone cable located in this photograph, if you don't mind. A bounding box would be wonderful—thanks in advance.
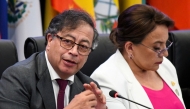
[109,90,152,109]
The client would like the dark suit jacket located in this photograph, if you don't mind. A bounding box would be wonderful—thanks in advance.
[0,52,98,109]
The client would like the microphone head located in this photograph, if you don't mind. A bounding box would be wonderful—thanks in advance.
[109,90,117,98]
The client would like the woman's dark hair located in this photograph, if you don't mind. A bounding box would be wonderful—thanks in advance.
[45,9,99,50]
[110,4,174,52]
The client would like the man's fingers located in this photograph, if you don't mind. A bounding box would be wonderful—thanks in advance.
[89,82,103,97]
[81,89,93,96]
[84,82,106,103]
[88,82,106,104]
[90,82,98,89]
[83,83,93,91]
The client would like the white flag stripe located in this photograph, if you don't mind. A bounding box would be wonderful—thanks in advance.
[8,0,42,61]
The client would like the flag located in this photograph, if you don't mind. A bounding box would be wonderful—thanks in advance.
[147,0,190,30]
[119,0,146,13]
[0,0,8,39]
[43,0,58,32]
[8,0,43,61]
[95,0,119,33]
[51,0,95,18]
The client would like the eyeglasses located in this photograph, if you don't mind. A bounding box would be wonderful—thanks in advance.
[139,40,173,57]
[55,34,93,56]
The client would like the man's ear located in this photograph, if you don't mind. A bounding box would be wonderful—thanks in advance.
[47,34,53,42]
[46,34,53,50]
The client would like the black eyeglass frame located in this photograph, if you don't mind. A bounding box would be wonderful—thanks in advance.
[54,34,93,56]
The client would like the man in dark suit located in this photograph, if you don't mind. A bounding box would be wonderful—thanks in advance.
[0,9,107,109]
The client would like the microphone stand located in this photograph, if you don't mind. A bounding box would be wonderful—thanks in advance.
[117,95,152,109]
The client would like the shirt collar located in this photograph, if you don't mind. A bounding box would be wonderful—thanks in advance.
[45,51,74,85]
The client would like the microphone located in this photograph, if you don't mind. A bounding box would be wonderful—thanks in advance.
[109,90,152,109]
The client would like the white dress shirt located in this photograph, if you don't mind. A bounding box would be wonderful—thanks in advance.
[45,52,74,108]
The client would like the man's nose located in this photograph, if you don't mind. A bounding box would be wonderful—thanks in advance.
[69,44,79,56]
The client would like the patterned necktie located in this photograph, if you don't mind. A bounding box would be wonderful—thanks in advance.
[56,79,68,109]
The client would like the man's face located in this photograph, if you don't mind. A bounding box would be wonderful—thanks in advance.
[46,24,94,79]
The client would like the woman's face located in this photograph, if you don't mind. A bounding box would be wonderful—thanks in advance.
[131,25,170,71]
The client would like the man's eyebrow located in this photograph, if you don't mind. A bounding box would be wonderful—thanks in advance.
[64,34,75,40]
[64,34,91,45]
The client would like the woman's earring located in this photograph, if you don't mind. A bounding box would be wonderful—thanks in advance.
[129,54,133,59]
[130,54,133,59]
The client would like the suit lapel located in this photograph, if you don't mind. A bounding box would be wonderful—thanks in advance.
[115,50,153,109]
[125,72,153,109]
[36,52,56,109]
[69,75,84,101]
[37,71,56,109]
[128,80,153,109]
[157,65,185,107]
